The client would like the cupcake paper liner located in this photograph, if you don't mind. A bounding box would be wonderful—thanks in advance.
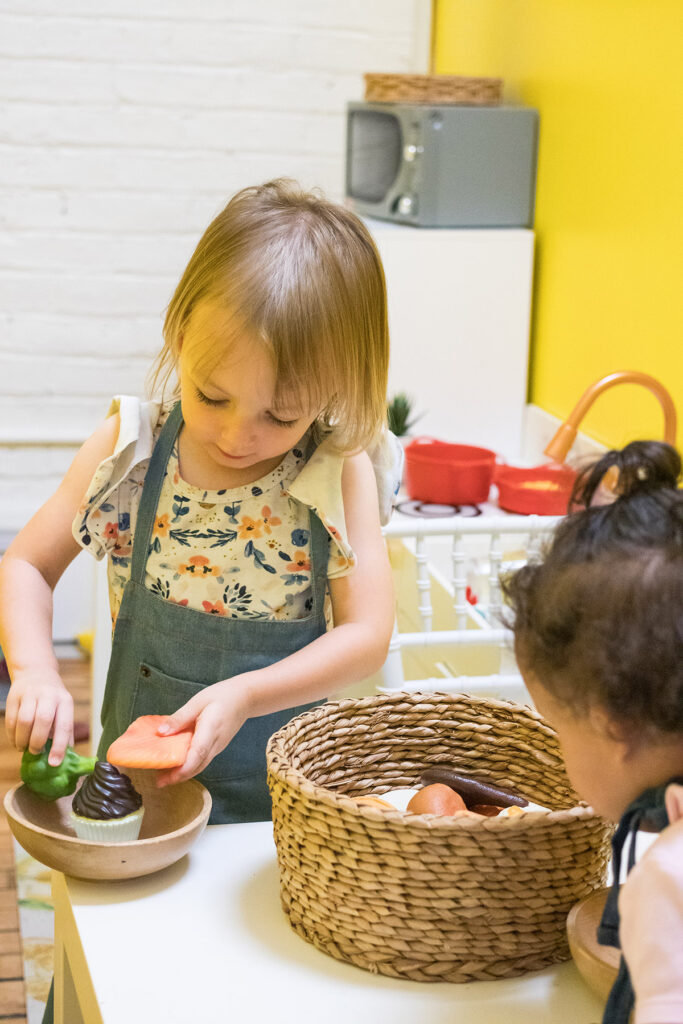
[70,807,144,843]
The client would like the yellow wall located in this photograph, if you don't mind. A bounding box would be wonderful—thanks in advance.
[434,0,682,450]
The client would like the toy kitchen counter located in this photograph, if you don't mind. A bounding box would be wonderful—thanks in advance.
[52,821,603,1024]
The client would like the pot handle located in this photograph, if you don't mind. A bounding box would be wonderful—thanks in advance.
[492,458,508,484]
[404,435,441,452]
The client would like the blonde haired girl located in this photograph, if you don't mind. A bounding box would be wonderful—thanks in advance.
[0,179,399,826]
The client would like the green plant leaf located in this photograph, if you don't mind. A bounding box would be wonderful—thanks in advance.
[387,392,421,436]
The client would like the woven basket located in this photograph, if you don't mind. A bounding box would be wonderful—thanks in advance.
[267,692,613,983]
[364,73,503,106]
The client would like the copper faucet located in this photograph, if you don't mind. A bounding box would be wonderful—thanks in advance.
[543,370,678,463]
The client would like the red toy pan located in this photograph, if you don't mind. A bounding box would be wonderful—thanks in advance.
[494,463,577,515]
[404,437,497,506]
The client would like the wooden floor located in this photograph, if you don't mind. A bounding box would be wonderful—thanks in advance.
[0,656,91,1023]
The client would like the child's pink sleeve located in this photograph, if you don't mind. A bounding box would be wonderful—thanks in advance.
[619,799,683,1024]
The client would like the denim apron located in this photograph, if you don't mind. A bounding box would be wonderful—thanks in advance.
[95,401,328,825]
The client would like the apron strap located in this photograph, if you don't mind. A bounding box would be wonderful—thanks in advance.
[301,427,335,617]
[307,507,331,619]
[601,957,635,1024]
[130,401,183,585]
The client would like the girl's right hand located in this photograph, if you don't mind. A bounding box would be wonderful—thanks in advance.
[5,670,74,766]
[0,413,120,769]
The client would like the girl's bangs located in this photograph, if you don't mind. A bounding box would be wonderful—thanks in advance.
[268,323,335,421]
[180,300,251,386]
[179,283,331,424]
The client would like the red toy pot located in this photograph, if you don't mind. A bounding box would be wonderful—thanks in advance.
[404,437,497,506]
[494,464,577,516]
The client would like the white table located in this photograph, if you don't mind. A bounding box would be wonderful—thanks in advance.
[52,821,604,1024]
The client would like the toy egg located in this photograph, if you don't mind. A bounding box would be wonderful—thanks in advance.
[407,783,467,816]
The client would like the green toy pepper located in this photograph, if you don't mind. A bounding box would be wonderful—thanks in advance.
[20,740,97,801]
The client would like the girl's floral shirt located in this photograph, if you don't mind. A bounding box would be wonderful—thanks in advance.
[72,397,402,629]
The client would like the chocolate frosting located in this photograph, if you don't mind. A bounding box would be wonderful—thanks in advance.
[72,761,142,820]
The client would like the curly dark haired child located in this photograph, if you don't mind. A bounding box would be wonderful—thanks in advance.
[504,440,683,1024]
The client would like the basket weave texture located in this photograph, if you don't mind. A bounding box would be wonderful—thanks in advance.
[267,692,613,984]
[364,73,503,106]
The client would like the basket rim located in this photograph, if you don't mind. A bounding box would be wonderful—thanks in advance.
[363,72,504,86]
[266,690,604,830]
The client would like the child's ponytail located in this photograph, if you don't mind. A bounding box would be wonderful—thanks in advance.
[571,439,681,509]
[548,441,683,562]
[503,439,683,733]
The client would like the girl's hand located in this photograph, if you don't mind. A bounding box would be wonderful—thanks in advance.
[5,669,74,765]
[154,679,251,787]
[0,413,120,769]
[153,451,393,789]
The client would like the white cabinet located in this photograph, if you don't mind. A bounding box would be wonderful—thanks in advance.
[365,221,534,460]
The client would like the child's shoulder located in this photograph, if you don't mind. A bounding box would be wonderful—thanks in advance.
[618,804,683,1017]
[628,793,683,890]
[105,395,168,456]
[292,426,402,528]
[619,800,683,927]
[81,395,169,488]
[71,395,170,559]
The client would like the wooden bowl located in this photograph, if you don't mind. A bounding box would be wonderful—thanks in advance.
[4,770,211,881]
[567,888,620,1001]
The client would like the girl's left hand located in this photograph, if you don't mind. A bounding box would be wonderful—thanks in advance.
[154,679,250,787]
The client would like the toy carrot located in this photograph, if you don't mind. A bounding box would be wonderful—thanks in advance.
[107,715,193,770]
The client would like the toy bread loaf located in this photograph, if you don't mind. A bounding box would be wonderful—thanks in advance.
[420,766,528,809]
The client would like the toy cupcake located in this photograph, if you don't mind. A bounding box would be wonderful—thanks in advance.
[70,761,144,842]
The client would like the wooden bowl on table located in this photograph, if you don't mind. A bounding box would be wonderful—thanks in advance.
[567,888,620,1001]
[4,769,211,881]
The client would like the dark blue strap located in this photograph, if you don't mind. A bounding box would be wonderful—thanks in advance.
[602,957,635,1024]
[306,510,329,620]
[130,401,183,584]
[597,813,640,949]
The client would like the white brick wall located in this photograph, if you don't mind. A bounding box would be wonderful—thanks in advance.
[0,0,429,529]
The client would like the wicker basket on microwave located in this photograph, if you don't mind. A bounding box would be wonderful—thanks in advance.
[364,72,503,106]
[266,691,613,983]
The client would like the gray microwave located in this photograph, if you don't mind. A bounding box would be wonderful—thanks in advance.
[345,102,539,228]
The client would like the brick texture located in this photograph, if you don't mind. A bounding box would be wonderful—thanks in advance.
[0,1,424,528]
